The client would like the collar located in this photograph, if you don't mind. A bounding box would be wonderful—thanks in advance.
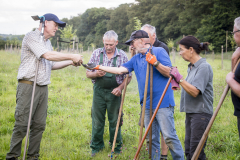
[35,29,47,41]
[188,58,206,68]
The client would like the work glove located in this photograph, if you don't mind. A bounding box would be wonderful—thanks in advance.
[171,79,180,90]
[145,52,157,65]
[82,62,100,70]
[170,67,183,83]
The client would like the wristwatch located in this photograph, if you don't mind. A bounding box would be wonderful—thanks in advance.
[179,78,184,83]
[154,61,160,67]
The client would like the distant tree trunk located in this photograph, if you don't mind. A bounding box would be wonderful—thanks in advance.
[221,45,223,69]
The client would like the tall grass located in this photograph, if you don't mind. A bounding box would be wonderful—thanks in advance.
[0,50,239,160]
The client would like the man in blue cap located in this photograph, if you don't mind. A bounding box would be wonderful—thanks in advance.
[86,30,184,160]
[6,13,82,160]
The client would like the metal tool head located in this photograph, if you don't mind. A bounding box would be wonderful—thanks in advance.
[82,63,97,69]
[31,15,40,21]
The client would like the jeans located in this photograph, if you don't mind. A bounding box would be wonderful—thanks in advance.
[144,106,184,160]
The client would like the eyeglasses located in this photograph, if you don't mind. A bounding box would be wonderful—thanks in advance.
[231,30,240,35]
[130,39,139,46]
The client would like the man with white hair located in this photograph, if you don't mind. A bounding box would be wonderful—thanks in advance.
[226,16,240,140]
[141,24,169,55]
[86,30,132,157]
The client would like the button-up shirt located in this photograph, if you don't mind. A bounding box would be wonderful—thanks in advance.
[17,29,55,86]
[180,58,213,115]
[87,47,131,85]
[122,47,175,109]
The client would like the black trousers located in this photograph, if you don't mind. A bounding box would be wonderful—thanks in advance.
[185,113,211,160]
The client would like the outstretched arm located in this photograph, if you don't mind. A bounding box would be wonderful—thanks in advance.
[52,60,78,70]
[98,66,129,75]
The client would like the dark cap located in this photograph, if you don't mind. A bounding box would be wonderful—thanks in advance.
[40,13,66,27]
[125,30,149,45]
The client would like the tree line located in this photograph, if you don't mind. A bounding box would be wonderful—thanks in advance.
[1,0,240,52]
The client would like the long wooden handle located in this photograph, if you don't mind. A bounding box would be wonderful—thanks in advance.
[134,77,172,160]
[23,60,40,160]
[136,62,150,160]
[191,58,240,160]
[149,64,153,159]
[111,75,129,156]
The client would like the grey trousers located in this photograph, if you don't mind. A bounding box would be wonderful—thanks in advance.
[6,82,48,159]
[185,113,211,160]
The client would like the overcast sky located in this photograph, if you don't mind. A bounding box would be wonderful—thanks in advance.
[0,0,136,35]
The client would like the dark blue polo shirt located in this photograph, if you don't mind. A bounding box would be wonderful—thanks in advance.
[122,47,175,109]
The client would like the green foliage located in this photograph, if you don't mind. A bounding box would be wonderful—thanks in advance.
[133,17,142,30]
[166,38,174,50]
[59,25,76,40]
[228,35,237,51]
[208,43,215,51]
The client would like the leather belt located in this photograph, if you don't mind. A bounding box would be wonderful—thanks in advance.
[18,80,46,87]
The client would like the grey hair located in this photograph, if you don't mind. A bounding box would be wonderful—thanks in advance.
[234,17,240,30]
[103,30,118,41]
[141,24,156,36]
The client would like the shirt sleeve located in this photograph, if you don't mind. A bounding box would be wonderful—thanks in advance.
[154,47,172,67]
[191,64,211,94]
[25,33,50,59]
[122,55,135,73]
[122,52,132,77]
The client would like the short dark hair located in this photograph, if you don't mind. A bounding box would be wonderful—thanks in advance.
[179,36,209,54]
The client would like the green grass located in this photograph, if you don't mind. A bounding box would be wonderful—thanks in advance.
[0,50,240,160]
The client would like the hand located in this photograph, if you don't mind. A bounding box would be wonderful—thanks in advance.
[96,70,106,77]
[226,72,235,84]
[170,67,183,83]
[72,54,83,65]
[146,52,157,65]
[111,87,122,96]
[171,79,180,91]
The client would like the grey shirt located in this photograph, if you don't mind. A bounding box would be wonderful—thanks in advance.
[180,58,213,115]
[17,29,55,86]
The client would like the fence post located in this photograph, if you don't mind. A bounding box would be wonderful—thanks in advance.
[212,50,214,61]
[57,37,59,52]
[226,31,228,53]
[5,44,6,51]
[10,44,13,53]
[73,38,75,53]
[221,45,223,69]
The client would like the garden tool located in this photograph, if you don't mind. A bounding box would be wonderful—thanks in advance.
[23,15,45,160]
[192,59,240,160]
[134,77,172,160]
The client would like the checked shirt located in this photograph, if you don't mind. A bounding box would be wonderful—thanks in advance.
[87,47,131,85]
[17,29,55,86]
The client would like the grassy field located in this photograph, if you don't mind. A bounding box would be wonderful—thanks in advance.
[0,50,240,160]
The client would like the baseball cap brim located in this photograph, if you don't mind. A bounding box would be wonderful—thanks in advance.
[125,38,135,45]
[55,20,66,27]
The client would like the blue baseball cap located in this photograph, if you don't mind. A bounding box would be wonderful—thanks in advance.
[40,13,66,27]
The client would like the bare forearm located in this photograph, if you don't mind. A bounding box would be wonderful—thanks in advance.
[99,66,128,75]
[86,71,98,79]
[154,62,171,77]
[52,61,72,70]
[232,47,240,71]
[180,79,200,98]
[42,51,75,61]
[228,79,240,97]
